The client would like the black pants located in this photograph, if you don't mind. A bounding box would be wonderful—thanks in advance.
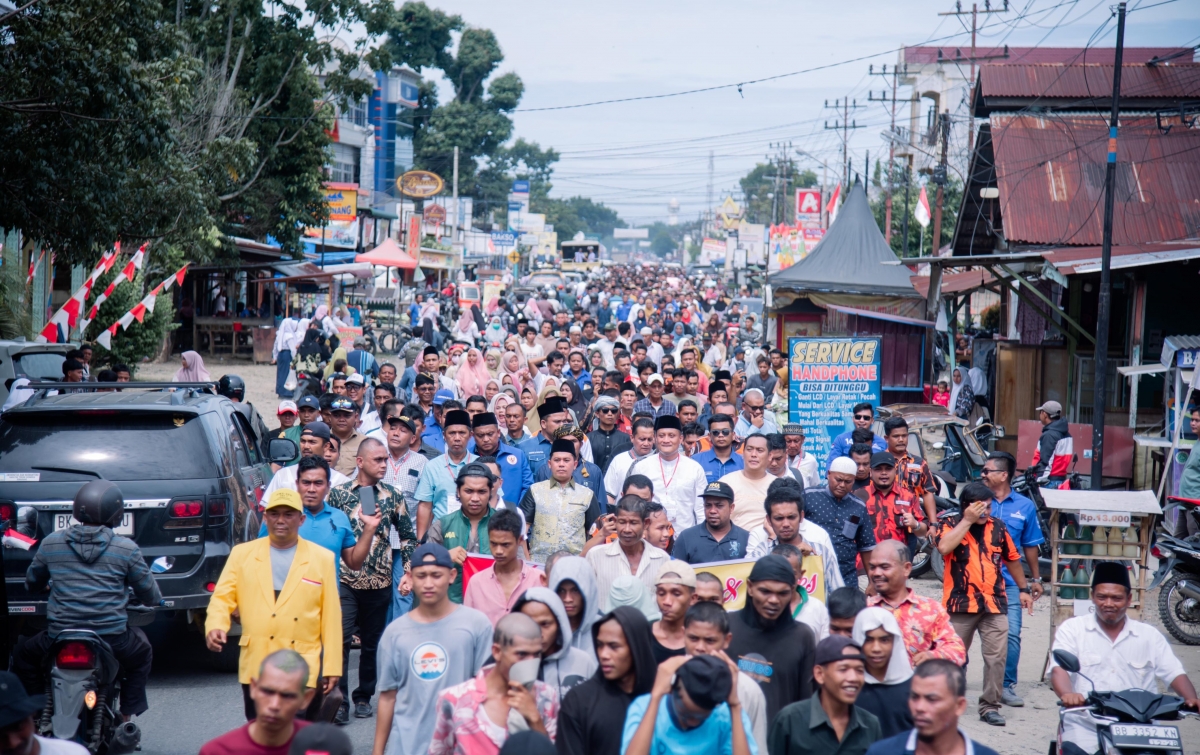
[13,628,153,716]
[339,584,391,705]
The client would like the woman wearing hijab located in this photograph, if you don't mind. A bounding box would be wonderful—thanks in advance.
[452,307,480,343]
[489,390,514,417]
[501,350,527,393]
[291,329,328,397]
[484,378,500,404]
[271,318,299,397]
[561,379,588,428]
[322,346,356,380]
[484,348,503,377]
[555,606,657,755]
[852,607,914,738]
[949,367,974,420]
[527,384,562,436]
[174,351,211,382]
[603,575,661,622]
[484,316,507,351]
[455,347,491,398]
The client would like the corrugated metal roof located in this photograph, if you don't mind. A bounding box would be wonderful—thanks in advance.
[904,46,1193,66]
[910,268,996,298]
[1042,242,1200,274]
[1161,335,1200,368]
[991,114,1200,246]
[974,64,1200,114]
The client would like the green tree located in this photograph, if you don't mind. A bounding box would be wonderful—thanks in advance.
[738,162,818,225]
[870,165,962,258]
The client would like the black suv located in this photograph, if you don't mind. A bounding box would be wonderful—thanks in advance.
[0,383,296,643]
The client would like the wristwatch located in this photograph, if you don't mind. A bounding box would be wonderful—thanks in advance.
[1018,587,1032,595]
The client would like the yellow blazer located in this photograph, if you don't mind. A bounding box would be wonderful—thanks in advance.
[205,537,342,686]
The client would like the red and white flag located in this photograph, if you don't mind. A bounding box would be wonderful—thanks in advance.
[92,261,187,350]
[26,248,45,286]
[914,186,932,228]
[83,243,146,326]
[825,184,842,227]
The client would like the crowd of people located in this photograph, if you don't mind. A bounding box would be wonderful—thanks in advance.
[5,264,1197,755]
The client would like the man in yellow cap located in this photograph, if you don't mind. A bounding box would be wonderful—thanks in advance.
[206,488,343,721]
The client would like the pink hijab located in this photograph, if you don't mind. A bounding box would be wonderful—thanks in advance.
[455,348,491,397]
[501,350,526,392]
[174,350,211,382]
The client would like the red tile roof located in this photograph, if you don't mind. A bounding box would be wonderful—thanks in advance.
[990,114,1200,246]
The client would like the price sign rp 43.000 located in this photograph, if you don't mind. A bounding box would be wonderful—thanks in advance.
[1077,510,1132,528]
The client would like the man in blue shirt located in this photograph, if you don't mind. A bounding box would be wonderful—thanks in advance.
[982,450,1045,708]
[260,456,378,578]
[866,660,1001,755]
[733,389,777,440]
[421,388,454,453]
[524,395,572,469]
[825,402,886,470]
[692,413,744,484]
[471,411,532,507]
[622,654,755,755]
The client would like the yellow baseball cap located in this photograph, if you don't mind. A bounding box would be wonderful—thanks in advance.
[265,489,303,512]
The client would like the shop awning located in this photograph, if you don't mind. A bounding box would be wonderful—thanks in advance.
[356,238,418,269]
[824,304,936,328]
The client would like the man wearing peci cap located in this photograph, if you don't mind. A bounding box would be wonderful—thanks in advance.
[621,654,755,755]
[1050,561,1199,755]
[471,411,533,508]
[672,481,750,564]
[264,422,352,499]
[520,439,604,563]
[781,424,820,489]
[207,489,344,720]
[768,636,880,755]
[626,415,708,533]
[1,671,90,755]
[373,544,494,755]
[414,410,478,540]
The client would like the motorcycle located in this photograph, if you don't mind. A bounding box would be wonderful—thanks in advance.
[1150,498,1200,645]
[36,605,155,754]
[1050,649,1196,755]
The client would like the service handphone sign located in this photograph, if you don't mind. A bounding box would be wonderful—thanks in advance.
[788,337,882,476]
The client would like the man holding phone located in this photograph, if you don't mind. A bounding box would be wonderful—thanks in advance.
[327,438,416,725]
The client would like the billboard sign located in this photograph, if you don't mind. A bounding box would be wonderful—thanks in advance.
[613,228,649,240]
[490,231,517,249]
[397,170,444,198]
[796,189,822,226]
[511,179,530,195]
[788,337,881,476]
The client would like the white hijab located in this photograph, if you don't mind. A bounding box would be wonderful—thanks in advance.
[852,607,913,686]
[948,369,965,414]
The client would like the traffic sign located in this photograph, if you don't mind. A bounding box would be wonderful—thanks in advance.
[507,251,520,264]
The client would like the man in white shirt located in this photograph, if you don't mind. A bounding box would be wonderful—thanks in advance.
[745,477,844,597]
[782,424,820,488]
[642,326,664,370]
[626,415,708,532]
[586,494,670,598]
[1050,562,1198,755]
[604,418,657,505]
[595,322,620,370]
[263,422,351,498]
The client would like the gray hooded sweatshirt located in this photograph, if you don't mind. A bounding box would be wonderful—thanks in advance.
[547,555,603,660]
[513,587,598,694]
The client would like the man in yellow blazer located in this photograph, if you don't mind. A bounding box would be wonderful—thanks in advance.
[206,488,342,720]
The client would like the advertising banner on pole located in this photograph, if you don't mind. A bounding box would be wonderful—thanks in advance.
[788,336,881,476]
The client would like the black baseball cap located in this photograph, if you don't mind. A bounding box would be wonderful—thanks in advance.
[300,421,331,441]
[297,395,320,410]
[411,542,455,569]
[289,723,352,755]
[329,397,356,414]
[386,415,415,433]
[870,451,898,469]
[814,635,867,665]
[0,671,44,729]
[702,481,735,501]
[675,656,731,710]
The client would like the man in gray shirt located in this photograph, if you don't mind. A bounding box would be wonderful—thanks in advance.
[745,355,778,398]
[372,542,493,755]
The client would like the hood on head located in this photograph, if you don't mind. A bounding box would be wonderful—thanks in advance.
[513,587,573,661]
[549,556,603,640]
[592,606,658,697]
[852,606,913,685]
[65,525,114,564]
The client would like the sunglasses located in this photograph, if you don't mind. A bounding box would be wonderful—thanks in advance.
[745,405,764,414]
[711,428,732,436]
[854,414,873,421]
[598,407,618,414]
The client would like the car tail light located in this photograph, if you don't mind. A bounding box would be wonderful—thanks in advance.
[169,500,203,518]
[0,502,15,523]
[56,642,95,669]
[205,582,216,592]
[206,497,228,517]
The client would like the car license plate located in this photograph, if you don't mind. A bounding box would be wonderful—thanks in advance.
[1110,724,1181,750]
[54,512,134,536]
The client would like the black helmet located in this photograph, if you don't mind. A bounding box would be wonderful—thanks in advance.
[72,480,124,528]
[217,374,245,401]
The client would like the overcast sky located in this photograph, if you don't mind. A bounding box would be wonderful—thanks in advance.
[419,0,1198,226]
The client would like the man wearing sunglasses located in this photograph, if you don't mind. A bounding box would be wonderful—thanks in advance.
[825,403,885,470]
[692,414,744,485]
[733,388,777,440]
[589,393,632,474]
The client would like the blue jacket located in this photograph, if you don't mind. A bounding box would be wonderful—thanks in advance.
[422,420,446,453]
[493,442,534,506]
[26,525,161,638]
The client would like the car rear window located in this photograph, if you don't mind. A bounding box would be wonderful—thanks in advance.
[0,412,218,481]
[13,352,67,380]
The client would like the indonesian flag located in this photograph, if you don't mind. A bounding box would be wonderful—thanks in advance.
[84,244,146,324]
[27,248,45,286]
[95,323,119,350]
[914,186,932,228]
[825,184,842,227]
[2,529,36,551]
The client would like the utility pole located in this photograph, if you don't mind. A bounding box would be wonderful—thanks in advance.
[870,63,918,243]
[901,168,911,257]
[824,98,865,189]
[930,111,950,255]
[1092,1,1126,491]
[706,150,715,236]
[764,141,794,225]
[938,1,1010,153]
[451,145,459,252]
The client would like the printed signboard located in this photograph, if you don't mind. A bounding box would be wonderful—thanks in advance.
[789,336,882,476]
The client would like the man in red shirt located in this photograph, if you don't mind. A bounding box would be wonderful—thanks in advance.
[860,452,927,547]
[200,650,311,755]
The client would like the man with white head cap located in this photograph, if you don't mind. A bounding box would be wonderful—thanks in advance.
[853,606,914,739]
[801,456,877,587]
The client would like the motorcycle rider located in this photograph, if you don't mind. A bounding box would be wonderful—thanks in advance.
[1050,562,1198,755]
[13,481,161,721]
[1029,400,1072,484]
